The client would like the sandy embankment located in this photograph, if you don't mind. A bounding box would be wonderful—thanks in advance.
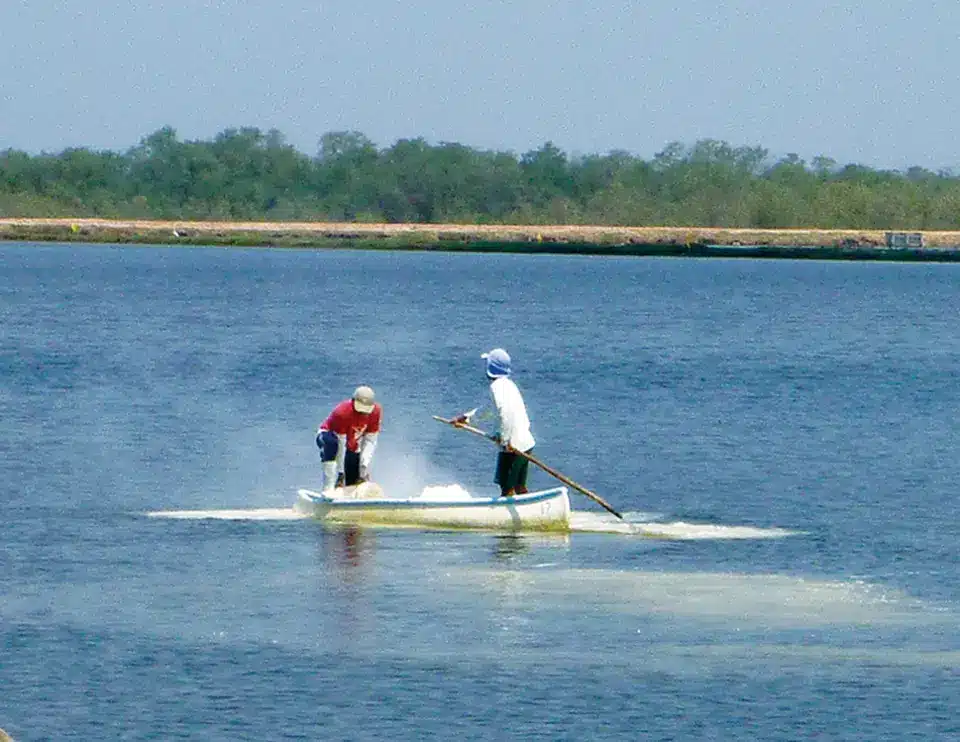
[2,218,960,256]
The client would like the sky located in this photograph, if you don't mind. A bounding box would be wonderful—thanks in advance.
[1,0,958,170]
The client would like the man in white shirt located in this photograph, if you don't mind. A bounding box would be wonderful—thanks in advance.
[456,348,536,497]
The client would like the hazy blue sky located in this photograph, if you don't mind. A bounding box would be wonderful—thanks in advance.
[1,0,958,169]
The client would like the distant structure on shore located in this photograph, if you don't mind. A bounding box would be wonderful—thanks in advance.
[885,231,924,248]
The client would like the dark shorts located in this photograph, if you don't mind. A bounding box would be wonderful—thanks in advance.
[494,449,531,496]
[317,431,339,461]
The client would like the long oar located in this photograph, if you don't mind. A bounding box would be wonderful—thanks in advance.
[433,415,624,520]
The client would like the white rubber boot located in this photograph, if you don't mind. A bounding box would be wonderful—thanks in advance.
[322,461,338,494]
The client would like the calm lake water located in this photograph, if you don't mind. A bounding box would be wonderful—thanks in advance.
[2,243,959,741]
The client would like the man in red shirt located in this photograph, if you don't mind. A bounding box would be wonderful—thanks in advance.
[315,386,382,493]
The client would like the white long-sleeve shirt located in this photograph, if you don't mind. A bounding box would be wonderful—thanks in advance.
[489,377,535,452]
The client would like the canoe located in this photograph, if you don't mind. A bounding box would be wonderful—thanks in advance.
[295,485,571,532]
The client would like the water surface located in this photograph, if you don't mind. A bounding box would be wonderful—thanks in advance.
[2,244,959,740]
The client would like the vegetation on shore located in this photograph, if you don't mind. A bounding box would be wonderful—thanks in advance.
[2,127,960,230]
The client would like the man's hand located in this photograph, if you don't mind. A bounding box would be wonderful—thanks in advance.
[487,432,501,445]
[451,408,478,425]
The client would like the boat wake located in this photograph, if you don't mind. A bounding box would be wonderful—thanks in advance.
[570,511,799,539]
[144,506,797,539]
[145,508,308,521]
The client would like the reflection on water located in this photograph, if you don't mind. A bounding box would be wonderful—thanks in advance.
[490,532,573,563]
[324,526,370,571]
[312,526,377,648]
[491,533,529,562]
[318,525,373,586]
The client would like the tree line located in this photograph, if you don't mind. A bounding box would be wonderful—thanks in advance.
[1,126,959,229]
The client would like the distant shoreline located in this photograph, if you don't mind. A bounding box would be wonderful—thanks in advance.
[3,218,960,261]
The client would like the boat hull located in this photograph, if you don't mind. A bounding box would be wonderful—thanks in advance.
[295,486,571,532]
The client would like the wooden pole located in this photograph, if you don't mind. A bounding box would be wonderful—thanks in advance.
[433,415,625,520]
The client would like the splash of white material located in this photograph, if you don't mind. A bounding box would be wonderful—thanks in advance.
[416,483,474,501]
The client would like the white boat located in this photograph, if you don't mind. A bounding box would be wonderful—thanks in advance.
[295,485,571,532]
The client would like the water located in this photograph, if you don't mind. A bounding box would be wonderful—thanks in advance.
[2,243,959,741]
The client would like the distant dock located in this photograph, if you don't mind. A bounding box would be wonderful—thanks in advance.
[3,218,960,261]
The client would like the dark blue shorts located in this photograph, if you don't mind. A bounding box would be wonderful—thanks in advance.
[316,430,339,461]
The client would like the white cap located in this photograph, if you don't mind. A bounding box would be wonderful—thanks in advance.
[481,348,511,378]
[352,385,376,413]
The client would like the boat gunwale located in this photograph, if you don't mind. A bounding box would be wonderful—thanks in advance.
[297,486,568,510]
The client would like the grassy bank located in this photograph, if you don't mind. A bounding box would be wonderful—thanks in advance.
[3,218,960,261]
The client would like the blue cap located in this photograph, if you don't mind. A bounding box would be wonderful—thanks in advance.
[481,348,511,378]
